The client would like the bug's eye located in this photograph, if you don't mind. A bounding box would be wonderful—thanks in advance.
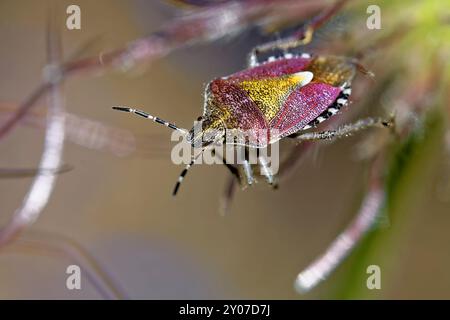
[197,116,203,121]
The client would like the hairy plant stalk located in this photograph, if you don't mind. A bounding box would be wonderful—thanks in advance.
[295,158,385,293]
[0,18,65,246]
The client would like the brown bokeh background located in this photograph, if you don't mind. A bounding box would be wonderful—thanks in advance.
[0,0,449,299]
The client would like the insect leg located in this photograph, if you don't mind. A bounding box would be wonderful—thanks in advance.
[112,106,187,134]
[220,175,238,216]
[248,26,314,66]
[211,149,241,183]
[246,24,315,67]
[246,0,349,67]
[290,117,394,142]
[257,150,278,188]
[269,0,349,55]
[242,148,255,185]
[212,149,241,216]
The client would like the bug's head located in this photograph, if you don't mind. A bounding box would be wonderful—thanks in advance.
[186,115,225,148]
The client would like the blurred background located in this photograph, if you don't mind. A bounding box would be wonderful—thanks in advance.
[0,0,449,299]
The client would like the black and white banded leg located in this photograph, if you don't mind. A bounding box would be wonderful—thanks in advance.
[290,117,393,142]
[112,106,187,134]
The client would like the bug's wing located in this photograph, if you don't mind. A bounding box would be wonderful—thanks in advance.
[269,82,341,138]
[267,56,356,139]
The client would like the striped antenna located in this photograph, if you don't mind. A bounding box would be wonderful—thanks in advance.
[172,149,205,196]
[112,106,187,134]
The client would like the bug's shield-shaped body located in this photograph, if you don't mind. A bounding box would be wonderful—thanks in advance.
[198,54,356,147]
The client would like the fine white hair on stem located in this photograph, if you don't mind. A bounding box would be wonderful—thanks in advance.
[294,180,385,294]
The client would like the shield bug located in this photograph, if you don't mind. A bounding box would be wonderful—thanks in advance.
[113,43,391,196]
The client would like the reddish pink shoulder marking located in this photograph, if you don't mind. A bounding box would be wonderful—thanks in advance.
[270,83,341,138]
[229,57,311,80]
[209,79,268,132]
